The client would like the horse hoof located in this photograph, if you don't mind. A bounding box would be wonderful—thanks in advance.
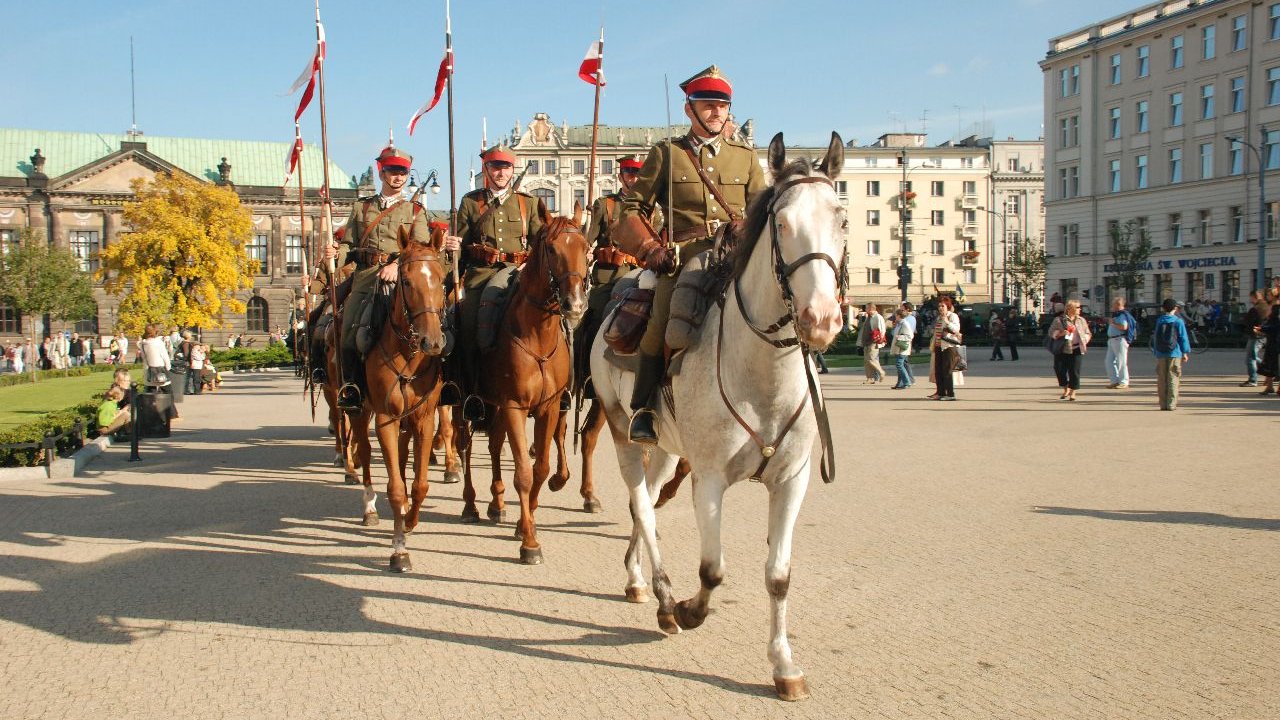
[583,497,603,514]
[519,546,543,565]
[674,599,707,630]
[389,552,412,573]
[487,507,506,524]
[547,473,568,492]
[345,474,360,486]
[657,612,681,635]
[333,455,344,468]
[429,452,439,465]
[514,526,524,541]
[361,512,379,527]
[774,676,810,702]
[460,507,480,524]
[440,470,461,485]
[624,586,649,603]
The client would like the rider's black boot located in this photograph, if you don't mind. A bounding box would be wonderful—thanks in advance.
[628,353,664,444]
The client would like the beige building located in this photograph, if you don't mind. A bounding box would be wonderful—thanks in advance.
[0,128,360,348]
[1041,0,1280,309]
[987,139,1048,306]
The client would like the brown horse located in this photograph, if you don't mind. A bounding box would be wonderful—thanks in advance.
[455,213,589,564]
[357,227,450,572]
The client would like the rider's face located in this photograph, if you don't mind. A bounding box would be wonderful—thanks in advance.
[618,170,640,192]
[685,100,730,137]
[380,165,409,193]
[485,162,514,190]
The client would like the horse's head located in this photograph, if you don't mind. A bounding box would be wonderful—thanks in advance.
[533,213,590,328]
[764,131,847,350]
[394,223,449,356]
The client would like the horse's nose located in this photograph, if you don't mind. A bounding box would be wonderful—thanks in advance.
[798,305,841,350]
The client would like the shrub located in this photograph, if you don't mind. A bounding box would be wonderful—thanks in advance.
[209,345,293,371]
[0,399,100,467]
[0,363,128,389]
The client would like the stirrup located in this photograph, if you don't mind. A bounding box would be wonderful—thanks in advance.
[462,394,486,423]
[336,383,363,411]
[310,367,328,384]
[439,381,462,407]
[582,376,596,401]
[628,408,659,445]
[559,391,571,413]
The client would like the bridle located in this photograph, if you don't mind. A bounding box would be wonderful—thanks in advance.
[370,248,447,429]
[716,172,844,484]
[523,219,589,317]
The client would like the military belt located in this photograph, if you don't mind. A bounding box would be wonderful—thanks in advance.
[593,247,638,267]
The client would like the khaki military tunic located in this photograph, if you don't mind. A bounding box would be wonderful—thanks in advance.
[620,134,767,355]
[338,194,429,353]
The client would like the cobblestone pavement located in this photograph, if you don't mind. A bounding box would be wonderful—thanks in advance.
[0,351,1276,719]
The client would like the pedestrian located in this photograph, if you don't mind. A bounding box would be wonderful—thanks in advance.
[1105,296,1136,389]
[108,334,121,365]
[96,386,131,438]
[1240,290,1269,388]
[989,312,1005,361]
[1004,308,1021,361]
[855,303,886,384]
[813,351,829,374]
[1150,298,1192,411]
[189,341,206,395]
[1259,301,1280,395]
[927,295,961,401]
[1049,299,1092,401]
[890,307,915,389]
[68,331,84,367]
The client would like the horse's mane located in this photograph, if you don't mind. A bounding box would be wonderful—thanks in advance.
[731,158,826,280]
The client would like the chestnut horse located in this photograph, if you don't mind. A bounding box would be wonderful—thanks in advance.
[455,213,589,564]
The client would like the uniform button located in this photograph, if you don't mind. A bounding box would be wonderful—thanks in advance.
[681,176,687,180]
[707,167,714,172]
[735,177,741,182]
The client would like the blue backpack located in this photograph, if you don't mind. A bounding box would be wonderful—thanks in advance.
[1121,311,1138,344]
[1154,318,1179,353]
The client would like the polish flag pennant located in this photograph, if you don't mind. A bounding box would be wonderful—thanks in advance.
[287,22,326,122]
[408,49,453,136]
[578,35,605,86]
[283,124,304,186]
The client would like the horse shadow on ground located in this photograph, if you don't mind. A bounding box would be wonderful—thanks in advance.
[1032,505,1280,532]
[0,474,769,697]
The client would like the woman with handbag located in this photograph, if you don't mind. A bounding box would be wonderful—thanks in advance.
[140,323,180,420]
[1049,299,1092,400]
[928,296,962,401]
[890,307,916,389]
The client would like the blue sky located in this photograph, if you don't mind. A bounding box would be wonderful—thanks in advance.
[6,0,1131,205]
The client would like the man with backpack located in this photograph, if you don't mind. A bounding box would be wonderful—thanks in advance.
[1106,296,1137,389]
[1150,298,1191,411]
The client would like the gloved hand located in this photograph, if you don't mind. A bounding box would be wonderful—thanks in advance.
[638,241,675,274]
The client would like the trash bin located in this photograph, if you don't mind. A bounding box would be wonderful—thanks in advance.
[169,369,187,404]
[136,389,172,438]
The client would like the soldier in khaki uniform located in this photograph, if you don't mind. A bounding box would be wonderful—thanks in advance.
[614,65,767,442]
[323,146,440,409]
[449,146,546,420]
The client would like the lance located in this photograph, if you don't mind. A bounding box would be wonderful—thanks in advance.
[294,121,310,389]
[444,0,460,300]
[585,26,604,228]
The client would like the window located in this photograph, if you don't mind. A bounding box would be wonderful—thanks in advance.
[248,233,268,272]
[284,234,303,274]
[1109,107,1122,139]
[73,305,99,335]
[1005,194,1022,215]
[1231,77,1246,112]
[1060,64,1080,96]
[0,304,20,334]
[1136,100,1149,132]
[866,268,880,284]
[601,159,613,175]
[573,159,585,175]
[1203,24,1216,59]
[1006,155,1021,171]
[246,297,268,333]
[903,238,913,253]
[867,239,880,255]
[865,156,879,168]
[866,180,880,196]
[1136,155,1148,189]
[1169,92,1183,126]
[1170,213,1183,247]
[532,187,556,212]
[68,230,99,272]
[898,180,914,192]
[1272,3,1280,40]
[573,188,586,210]
[1062,223,1080,256]
[1267,129,1280,169]
[1200,83,1215,119]
[963,268,977,284]
[1269,67,1280,105]
[963,238,977,252]
[929,157,943,168]
[525,161,539,176]
[1231,206,1244,242]
[931,210,945,226]
[1199,210,1212,245]
[543,160,557,174]
[834,180,848,197]
[1110,53,1122,84]
[1058,115,1079,147]
[1171,35,1184,69]
[1109,159,1122,192]
[962,180,976,194]
[0,228,15,256]
[930,181,944,197]
[931,268,945,283]
[1229,140,1244,175]
[963,209,977,225]
[1137,45,1150,77]
[1058,166,1079,199]
[931,239,945,255]
[1200,142,1214,179]
[1169,147,1183,183]
[1232,15,1247,52]
[960,157,974,169]
[867,210,880,226]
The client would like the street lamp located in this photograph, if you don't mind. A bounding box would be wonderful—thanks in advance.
[895,150,935,302]
[1225,126,1269,291]
[978,206,1009,304]
[406,169,442,201]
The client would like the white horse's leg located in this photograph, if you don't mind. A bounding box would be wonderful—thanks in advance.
[675,472,725,630]
[766,461,812,701]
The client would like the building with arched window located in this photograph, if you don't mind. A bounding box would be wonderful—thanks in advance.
[245,297,269,334]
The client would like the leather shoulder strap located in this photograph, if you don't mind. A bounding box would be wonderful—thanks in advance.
[358,201,400,245]
[680,144,743,221]
[517,194,528,239]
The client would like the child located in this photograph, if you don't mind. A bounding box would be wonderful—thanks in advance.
[97,386,131,438]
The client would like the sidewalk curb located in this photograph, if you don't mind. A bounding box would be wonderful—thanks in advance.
[0,434,112,483]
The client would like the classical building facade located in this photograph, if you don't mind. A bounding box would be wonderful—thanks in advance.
[0,128,360,347]
[988,139,1048,306]
[1041,0,1280,309]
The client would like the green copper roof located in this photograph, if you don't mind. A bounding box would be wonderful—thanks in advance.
[0,128,354,190]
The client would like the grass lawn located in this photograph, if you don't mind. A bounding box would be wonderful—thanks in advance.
[823,352,931,369]
[0,369,138,430]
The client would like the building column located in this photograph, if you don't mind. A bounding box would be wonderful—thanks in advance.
[272,214,285,279]
[48,206,64,249]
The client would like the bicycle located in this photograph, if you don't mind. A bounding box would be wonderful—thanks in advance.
[1188,327,1208,354]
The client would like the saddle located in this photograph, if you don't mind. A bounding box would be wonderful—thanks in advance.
[477,265,520,352]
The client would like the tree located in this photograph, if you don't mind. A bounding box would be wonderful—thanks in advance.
[1108,220,1154,304]
[1005,235,1048,308]
[0,228,96,381]
[98,172,255,336]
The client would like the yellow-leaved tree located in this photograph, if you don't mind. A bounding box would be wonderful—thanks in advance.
[98,172,256,335]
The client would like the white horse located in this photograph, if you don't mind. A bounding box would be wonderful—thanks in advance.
[590,132,845,701]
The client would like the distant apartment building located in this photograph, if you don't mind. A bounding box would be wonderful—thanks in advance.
[1041,0,1280,309]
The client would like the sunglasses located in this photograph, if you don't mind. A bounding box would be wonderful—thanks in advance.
[620,168,640,175]
[383,166,410,175]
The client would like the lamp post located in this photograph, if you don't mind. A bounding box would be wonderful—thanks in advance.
[406,169,442,203]
[895,150,934,302]
[1226,126,1269,291]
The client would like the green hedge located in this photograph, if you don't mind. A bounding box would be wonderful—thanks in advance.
[0,399,100,468]
[208,345,294,371]
[0,363,132,389]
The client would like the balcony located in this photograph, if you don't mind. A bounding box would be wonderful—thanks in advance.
[892,223,916,238]
[960,194,979,209]
[961,250,980,267]
[890,254,916,268]
[957,223,978,239]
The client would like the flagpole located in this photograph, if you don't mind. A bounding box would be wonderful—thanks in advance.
[294,121,311,390]
[585,27,604,221]
[444,0,460,299]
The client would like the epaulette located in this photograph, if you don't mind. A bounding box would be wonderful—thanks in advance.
[357,193,379,203]
[723,135,754,150]
[462,188,487,201]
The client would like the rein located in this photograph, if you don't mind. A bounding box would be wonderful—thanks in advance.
[716,174,842,484]
[373,250,447,429]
